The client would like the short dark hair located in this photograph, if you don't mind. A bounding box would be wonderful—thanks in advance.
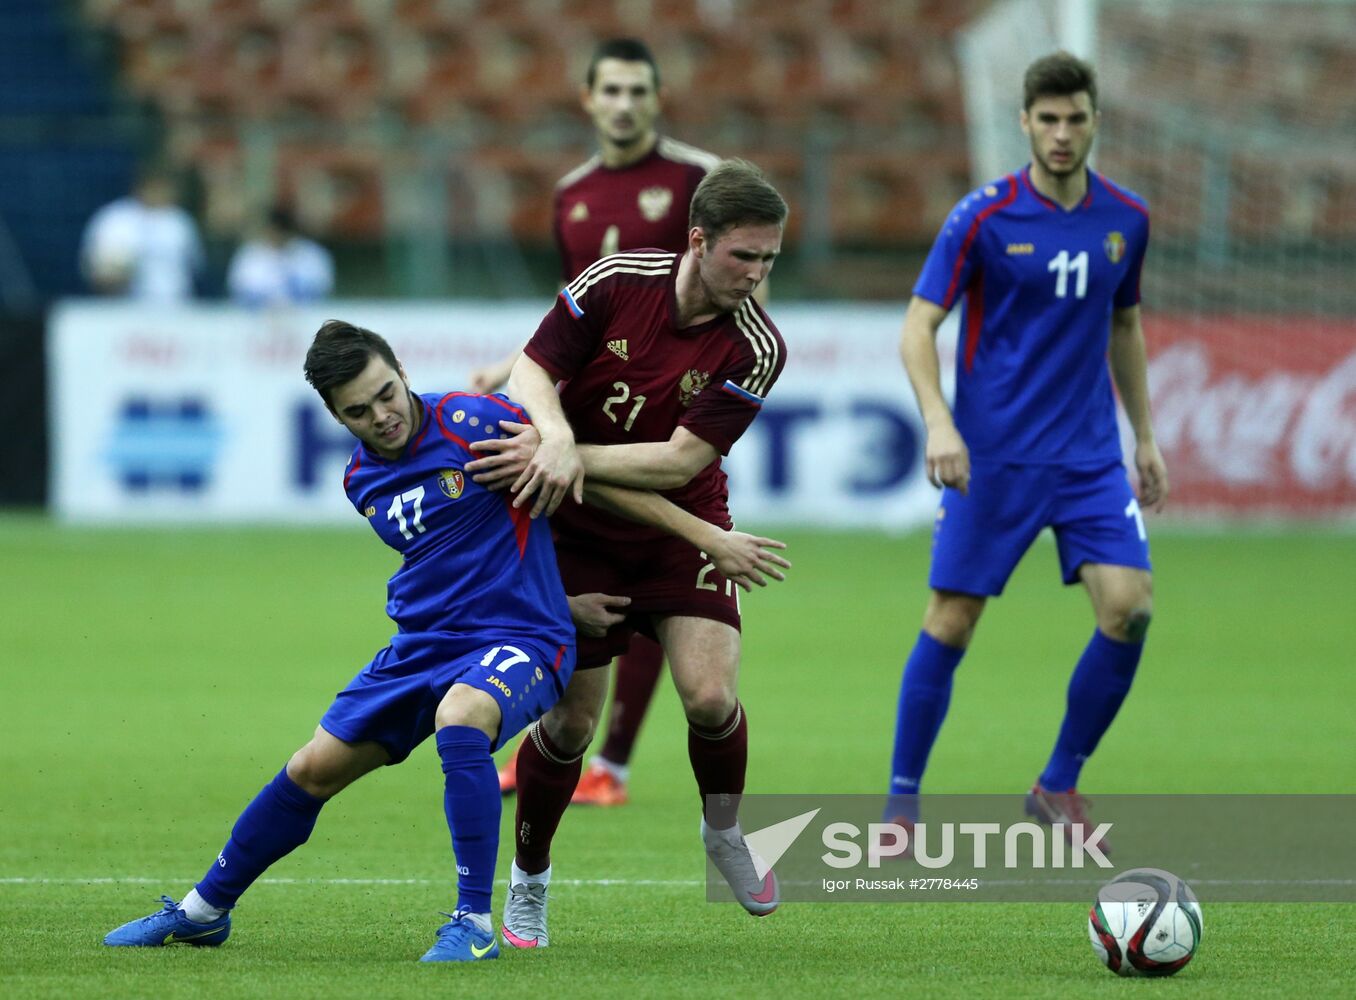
[688,159,789,241]
[303,319,399,410]
[1023,51,1098,110]
[586,37,660,89]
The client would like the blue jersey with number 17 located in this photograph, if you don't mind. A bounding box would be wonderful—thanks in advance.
[341,391,574,649]
[913,165,1150,464]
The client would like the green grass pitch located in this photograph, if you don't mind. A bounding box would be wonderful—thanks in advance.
[2,514,1352,998]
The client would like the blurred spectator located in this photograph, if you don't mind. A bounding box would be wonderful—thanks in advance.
[227,206,334,307]
[79,164,204,301]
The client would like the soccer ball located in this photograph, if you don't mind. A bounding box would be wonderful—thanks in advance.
[1087,868,1203,977]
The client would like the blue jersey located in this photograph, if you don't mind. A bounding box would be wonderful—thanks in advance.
[342,391,574,648]
[913,165,1150,464]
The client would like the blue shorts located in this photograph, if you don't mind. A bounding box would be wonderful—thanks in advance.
[929,460,1151,597]
[319,632,575,761]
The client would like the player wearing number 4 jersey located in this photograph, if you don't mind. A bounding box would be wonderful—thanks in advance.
[467,159,791,942]
[103,320,786,963]
[886,52,1169,853]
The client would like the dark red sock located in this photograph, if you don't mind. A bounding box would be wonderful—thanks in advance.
[687,702,748,830]
[514,722,584,874]
[598,635,665,766]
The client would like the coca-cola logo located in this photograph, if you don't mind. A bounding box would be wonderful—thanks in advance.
[1149,343,1356,492]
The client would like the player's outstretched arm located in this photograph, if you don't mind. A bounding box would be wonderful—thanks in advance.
[1109,305,1169,511]
[503,353,583,518]
[468,346,523,394]
[576,427,720,491]
[582,481,790,591]
[901,295,970,495]
[470,411,718,494]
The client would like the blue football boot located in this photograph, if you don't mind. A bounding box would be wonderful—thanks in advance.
[104,896,231,947]
[419,911,499,963]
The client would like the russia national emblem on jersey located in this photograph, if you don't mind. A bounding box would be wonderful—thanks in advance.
[1104,231,1127,264]
[678,369,711,407]
[638,186,674,222]
[437,468,465,499]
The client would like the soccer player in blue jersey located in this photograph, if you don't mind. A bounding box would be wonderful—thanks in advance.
[103,320,787,961]
[886,52,1168,851]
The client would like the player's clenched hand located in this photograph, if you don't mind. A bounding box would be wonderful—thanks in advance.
[925,422,971,495]
[512,432,584,519]
[1135,440,1169,512]
[467,420,539,491]
[705,532,791,592]
[567,592,631,637]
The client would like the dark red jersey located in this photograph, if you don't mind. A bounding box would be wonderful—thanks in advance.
[524,250,785,542]
[552,137,720,282]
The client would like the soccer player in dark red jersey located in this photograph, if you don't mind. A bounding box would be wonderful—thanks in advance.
[474,38,724,808]
[550,37,720,284]
[467,159,790,943]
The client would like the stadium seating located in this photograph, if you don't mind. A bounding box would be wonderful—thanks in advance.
[71,0,1356,253]
[75,0,991,248]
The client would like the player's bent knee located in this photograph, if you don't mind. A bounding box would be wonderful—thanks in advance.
[923,593,985,649]
[924,621,973,649]
[541,703,597,757]
[434,683,501,740]
[286,728,388,799]
[1122,607,1152,643]
[286,744,346,800]
[679,684,737,728]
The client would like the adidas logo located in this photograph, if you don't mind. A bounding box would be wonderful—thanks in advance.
[607,339,629,361]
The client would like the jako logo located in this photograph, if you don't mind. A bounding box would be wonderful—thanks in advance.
[822,822,1113,869]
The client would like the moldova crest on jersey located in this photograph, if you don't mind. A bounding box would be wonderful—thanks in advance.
[1104,231,1127,264]
[437,468,465,499]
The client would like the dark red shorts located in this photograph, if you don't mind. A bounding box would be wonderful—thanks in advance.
[554,532,742,669]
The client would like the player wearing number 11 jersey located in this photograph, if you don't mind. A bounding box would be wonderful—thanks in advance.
[886,52,1169,850]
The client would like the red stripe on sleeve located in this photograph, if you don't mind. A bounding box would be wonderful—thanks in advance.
[431,397,473,452]
[941,176,1017,309]
[963,267,985,373]
[1098,174,1150,218]
[440,390,526,421]
[343,452,362,490]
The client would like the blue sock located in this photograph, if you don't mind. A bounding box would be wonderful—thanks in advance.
[1039,630,1144,791]
[887,631,966,820]
[436,726,499,915]
[196,767,326,909]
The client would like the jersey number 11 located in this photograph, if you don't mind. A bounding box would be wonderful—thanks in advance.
[1047,250,1088,299]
